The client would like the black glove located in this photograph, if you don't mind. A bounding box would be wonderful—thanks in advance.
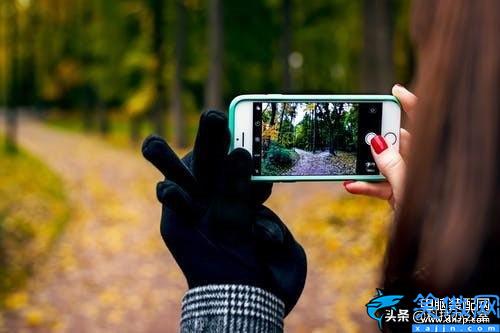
[142,110,307,315]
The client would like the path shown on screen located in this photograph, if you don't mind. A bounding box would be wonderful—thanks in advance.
[287,148,356,176]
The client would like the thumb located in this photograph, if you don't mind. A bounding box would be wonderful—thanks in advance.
[370,135,406,204]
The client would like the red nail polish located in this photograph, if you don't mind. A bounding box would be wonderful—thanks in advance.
[343,180,355,187]
[371,135,388,154]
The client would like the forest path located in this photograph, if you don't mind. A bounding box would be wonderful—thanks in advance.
[288,148,356,176]
[1,116,349,332]
[290,149,336,176]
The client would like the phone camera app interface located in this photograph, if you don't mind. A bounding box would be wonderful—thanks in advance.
[252,101,382,176]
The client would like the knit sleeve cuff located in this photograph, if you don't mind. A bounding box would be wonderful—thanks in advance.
[180,284,285,333]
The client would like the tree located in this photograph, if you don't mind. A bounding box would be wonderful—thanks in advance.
[85,0,129,135]
[270,102,277,126]
[150,0,167,136]
[170,0,187,147]
[204,0,223,110]
[281,0,292,91]
[361,0,394,93]
[4,0,19,152]
[326,103,342,156]
[311,104,318,152]
[277,103,286,144]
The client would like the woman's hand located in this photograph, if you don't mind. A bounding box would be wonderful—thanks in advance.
[142,110,307,315]
[343,84,417,210]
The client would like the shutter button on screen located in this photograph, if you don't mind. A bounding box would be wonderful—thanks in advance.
[365,132,376,145]
[384,132,397,145]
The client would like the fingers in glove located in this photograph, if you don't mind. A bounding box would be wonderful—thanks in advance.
[142,135,197,195]
[251,182,273,205]
[209,148,254,235]
[157,180,195,219]
[192,110,230,191]
[254,215,285,246]
[224,148,253,202]
[254,207,307,316]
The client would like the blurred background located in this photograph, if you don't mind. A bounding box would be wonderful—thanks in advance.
[0,0,414,332]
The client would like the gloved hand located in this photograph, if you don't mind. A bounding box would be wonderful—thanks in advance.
[142,110,307,315]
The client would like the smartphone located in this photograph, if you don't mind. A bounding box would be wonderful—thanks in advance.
[229,94,401,182]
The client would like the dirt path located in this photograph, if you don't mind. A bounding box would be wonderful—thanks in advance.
[287,149,356,176]
[1,116,351,332]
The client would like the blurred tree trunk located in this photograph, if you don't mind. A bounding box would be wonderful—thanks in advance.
[76,0,93,132]
[151,0,167,136]
[281,0,292,92]
[5,110,18,152]
[93,0,110,136]
[170,0,187,147]
[82,87,94,131]
[361,0,394,93]
[26,2,37,106]
[96,100,109,135]
[5,0,18,152]
[204,0,223,111]
[129,115,142,144]
[0,1,8,109]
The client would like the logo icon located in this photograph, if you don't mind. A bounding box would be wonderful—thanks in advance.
[366,289,404,330]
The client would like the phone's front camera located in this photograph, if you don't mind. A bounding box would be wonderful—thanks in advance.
[369,107,377,114]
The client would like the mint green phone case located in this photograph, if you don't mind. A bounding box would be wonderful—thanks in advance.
[228,94,401,182]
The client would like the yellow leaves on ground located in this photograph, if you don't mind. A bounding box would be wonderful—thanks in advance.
[0,147,70,300]
[288,191,391,332]
[3,292,50,328]
[293,193,389,268]
[0,146,69,330]
[3,292,28,311]
[99,288,121,306]
[1,122,391,332]
[24,308,44,327]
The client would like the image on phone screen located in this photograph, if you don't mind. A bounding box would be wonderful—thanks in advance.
[252,101,382,176]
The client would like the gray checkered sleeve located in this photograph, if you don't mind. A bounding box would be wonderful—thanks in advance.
[180,285,285,332]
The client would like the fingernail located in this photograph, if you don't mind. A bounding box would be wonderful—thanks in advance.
[343,180,355,187]
[395,83,403,88]
[371,135,388,154]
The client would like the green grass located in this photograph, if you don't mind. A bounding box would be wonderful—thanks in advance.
[0,143,70,302]
[262,142,300,175]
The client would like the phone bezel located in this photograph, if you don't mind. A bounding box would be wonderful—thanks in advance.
[230,94,401,182]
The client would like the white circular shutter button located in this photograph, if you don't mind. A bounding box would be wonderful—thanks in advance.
[384,132,397,145]
[365,132,376,145]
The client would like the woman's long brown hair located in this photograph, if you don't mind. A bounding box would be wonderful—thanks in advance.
[384,0,500,294]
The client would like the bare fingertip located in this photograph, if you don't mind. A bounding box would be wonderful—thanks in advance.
[392,84,405,95]
[343,180,355,187]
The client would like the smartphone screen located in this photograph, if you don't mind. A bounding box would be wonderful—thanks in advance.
[251,101,382,176]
